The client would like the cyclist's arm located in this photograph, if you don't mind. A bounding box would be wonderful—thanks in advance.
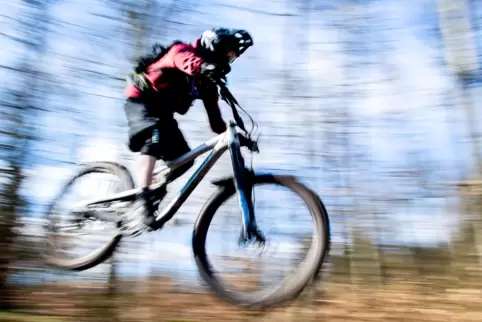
[164,44,226,132]
[169,44,205,76]
[200,83,227,134]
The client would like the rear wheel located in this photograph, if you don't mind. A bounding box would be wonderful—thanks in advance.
[42,161,135,271]
[192,173,330,308]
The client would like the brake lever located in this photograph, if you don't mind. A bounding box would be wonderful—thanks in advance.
[251,141,259,153]
[252,133,261,153]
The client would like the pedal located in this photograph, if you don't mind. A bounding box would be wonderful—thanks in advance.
[119,201,153,237]
[119,217,153,237]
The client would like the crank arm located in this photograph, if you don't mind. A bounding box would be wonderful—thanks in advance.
[69,206,121,224]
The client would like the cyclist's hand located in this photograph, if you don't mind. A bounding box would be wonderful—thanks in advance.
[200,62,230,83]
[211,121,227,134]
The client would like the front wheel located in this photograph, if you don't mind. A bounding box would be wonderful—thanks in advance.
[192,173,330,308]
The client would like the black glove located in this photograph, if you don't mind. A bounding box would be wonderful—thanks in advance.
[211,120,227,134]
[200,62,230,83]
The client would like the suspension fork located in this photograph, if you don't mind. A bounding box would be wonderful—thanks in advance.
[226,122,260,243]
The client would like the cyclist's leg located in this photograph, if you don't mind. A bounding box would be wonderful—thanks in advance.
[157,117,194,183]
[123,97,163,229]
[124,97,161,188]
[129,116,192,228]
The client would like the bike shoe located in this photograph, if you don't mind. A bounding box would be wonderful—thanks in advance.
[120,187,167,237]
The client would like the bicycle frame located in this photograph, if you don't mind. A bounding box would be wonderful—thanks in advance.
[72,120,257,239]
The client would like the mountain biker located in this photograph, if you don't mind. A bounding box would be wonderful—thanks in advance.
[123,27,254,233]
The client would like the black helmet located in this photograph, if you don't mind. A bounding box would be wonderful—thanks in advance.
[199,27,253,64]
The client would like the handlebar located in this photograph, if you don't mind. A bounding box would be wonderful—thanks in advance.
[239,133,259,153]
[208,77,259,153]
[214,78,249,134]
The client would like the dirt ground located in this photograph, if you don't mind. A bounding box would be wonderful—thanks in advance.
[3,278,482,322]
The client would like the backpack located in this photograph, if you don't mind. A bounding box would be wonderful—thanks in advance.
[127,40,184,92]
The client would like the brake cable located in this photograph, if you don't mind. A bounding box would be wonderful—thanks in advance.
[217,80,258,140]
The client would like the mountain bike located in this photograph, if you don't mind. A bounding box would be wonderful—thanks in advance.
[42,79,331,308]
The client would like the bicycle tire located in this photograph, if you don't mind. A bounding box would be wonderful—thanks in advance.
[42,161,135,271]
[192,173,330,308]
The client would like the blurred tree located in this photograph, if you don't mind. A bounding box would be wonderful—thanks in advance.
[437,0,481,176]
[0,0,52,309]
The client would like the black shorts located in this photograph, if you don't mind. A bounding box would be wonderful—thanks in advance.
[124,97,191,161]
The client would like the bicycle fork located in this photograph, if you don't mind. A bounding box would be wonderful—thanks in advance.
[227,122,265,246]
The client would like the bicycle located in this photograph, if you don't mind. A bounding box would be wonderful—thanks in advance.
[42,79,331,308]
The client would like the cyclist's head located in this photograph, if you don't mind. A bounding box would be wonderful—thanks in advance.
[197,27,253,65]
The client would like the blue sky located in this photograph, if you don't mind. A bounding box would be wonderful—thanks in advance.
[2,0,482,281]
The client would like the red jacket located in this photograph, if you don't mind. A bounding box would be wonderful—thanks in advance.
[125,40,226,134]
